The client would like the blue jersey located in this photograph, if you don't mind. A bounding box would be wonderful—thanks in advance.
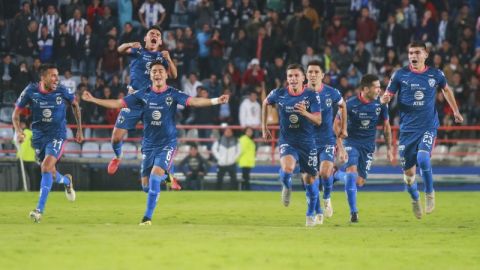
[313,84,343,146]
[15,83,75,143]
[122,86,190,151]
[129,47,169,90]
[344,95,389,152]
[386,66,446,132]
[266,87,321,146]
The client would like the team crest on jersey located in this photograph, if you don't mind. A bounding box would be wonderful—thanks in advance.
[361,120,370,127]
[152,110,161,120]
[56,96,62,105]
[376,107,381,116]
[326,98,332,107]
[289,114,299,123]
[165,96,173,106]
[428,78,436,87]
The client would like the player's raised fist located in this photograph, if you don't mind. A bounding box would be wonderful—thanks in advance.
[218,95,229,104]
[16,132,25,144]
[161,50,171,60]
[380,93,391,104]
[454,112,464,124]
[81,91,94,102]
[130,42,141,48]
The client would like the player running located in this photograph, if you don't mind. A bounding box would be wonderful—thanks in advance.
[82,60,228,225]
[333,74,393,222]
[12,64,84,223]
[262,64,322,227]
[306,60,347,219]
[383,42,463,218]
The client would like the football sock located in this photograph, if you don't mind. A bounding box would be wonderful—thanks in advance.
[305,182,319,217]
[112,141,123,158]
[279,169,292,189]
[334,170,346,182]
[314,179,323,214]
[54,171,70,185]
[406,181,420,201]
[37,172,53,213]
[345,172,358,213]
[144,174,167,219]
[417,151,434,193]
[322,175,333,200]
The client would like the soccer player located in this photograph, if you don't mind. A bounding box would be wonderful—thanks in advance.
[383,42,463,218]
[12,63,84,223]
[333,74,393,222]
[81,60,228,225]
[306,60,347,219]
[109,25,177,175]
[262,64,322,227]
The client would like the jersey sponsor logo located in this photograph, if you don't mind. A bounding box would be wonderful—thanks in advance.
[413,91,425,106]
[428,78,436,87]
[165,96,173,106]
[361,119,370,127]
[42,109,53,122]
[151,110,162,125]
[56,96,62,105]
[289,114,299,124]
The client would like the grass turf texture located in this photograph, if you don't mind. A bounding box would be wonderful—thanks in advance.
[0,191,479,270]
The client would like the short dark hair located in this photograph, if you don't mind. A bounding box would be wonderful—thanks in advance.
[39,63,57,76]
[147,25,162,34]
[408,41,427,50]
[360,74,379,89]
[307,60,323,71]
[286,63,304,74]
[149,60,167,72]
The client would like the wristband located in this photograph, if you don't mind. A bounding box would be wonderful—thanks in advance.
[211,98,220,105]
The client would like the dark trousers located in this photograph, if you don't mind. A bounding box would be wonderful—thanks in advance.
[241,167,251,190]
[19,161,41,191]
[216,164,237,190]
[185,174,202,190]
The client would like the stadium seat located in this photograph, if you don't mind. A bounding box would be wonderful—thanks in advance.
[122,142,137,160]
[0,106,14,123]
[63,142,81,158]
[198,145,210,159]
[0,127,14,139]
[66,127,74,139]
[431,145,449,162]
[83,128,92,139]
[100,142,114,159]
[2,90,17,104]
[446,145,465,162]
[82,142,100,158]
[185,129,198,138]
[256,145,272,161]
[174,144,190,162]
[375,145,388,161]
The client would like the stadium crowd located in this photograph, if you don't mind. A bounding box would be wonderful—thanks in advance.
[0,0,479,130]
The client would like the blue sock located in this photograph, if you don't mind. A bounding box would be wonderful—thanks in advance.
[37,172,53,213]
[417,152,434,193]
[54,171,70,185]
[322,175,333,200]
[334,170,346,182]
[305,183,318,217]
[406,182,420,201]
[279,169,292,189]
[142,184,149,193]
[345,172,358,213]
[314,179,323,214]
[144,174,167,219]
[112,141,123,158]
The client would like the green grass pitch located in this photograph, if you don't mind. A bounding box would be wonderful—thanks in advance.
[0,191,479,270]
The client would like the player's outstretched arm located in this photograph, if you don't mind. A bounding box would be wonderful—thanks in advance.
[294,102,321,126]
[261,99,272,141]
[117,42,142,54]
[11,107,25,143]
[81,91,124,109]
[71,100,84,143]
[441,85,464,124]
[188,94,229,107]
[383,120,394,164]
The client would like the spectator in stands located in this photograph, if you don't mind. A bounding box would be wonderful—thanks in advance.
[286,6,313,63]
[356,7,377,53]
[218,88,238,125]
[237,0,255,27]
[182,72,202,97]
[332,43,351,74]
[61,69,76,93]
[16,20,39,67]
[415,9,437,44]
[217,0,237,42]
[245,9,263,39]
[212,127,241,190]
[178,144,210,190]
[192,86,217,148]
[86,0,104,27]
[195,0,215,30]
[53,23,74,74]
[67,8,88,44]
[97,37,123,82]
[237,127,256,190]
[196,23,211,79]
[253,26,273,67]
[380,14,402,52]
[399,0,417,36]
[164,31,177,51]
[180,26,198,75]
[94,5,116,40]
[38,26,54,63]
[352,41,371,74]
[16,62,33,92]
[0,53,17,87]
[230,28,251,72]
[267,56,286,90]
[202,73,221,97]
[223,62,242,91]
[443,55,462,83]
[172,41,187,83]
[206,29,225,77]
[38,5,62,38]
[239,91,261,128]
[301,46,321,70]
[325,16,348,47]
[242,58,265,90]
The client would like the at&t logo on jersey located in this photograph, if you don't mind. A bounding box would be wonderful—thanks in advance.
[42,109,53,122]
[151,110,162,125]
[361,119,370,129]
[288,114,299,128]
[413,90,425,106]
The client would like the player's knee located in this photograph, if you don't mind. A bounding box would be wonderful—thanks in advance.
[417,151,431,170]
[403,174,416,186]
[40,163,54,173]
[281,167,294,174]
